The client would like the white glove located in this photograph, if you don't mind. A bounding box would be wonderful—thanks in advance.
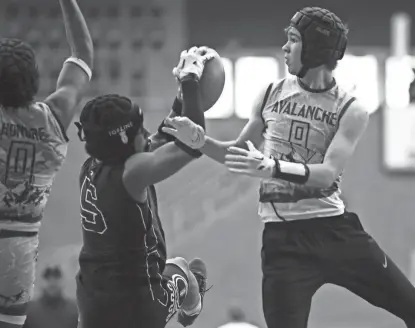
[161,117,206,149]
[172,46,216,82]
[224,141,276,179]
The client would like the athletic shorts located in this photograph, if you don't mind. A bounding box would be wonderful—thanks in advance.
[261,212,415,328]
[76,261,189,328]
[0,231,38,326]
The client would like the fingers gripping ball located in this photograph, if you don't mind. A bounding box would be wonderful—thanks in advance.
[200,49,225,112]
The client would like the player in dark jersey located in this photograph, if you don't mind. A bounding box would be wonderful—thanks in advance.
[0,1,93,327]
[164,8,415,328]
[74,48,213,328]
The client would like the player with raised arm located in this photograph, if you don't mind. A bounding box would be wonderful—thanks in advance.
[74,47,212,328]
[163,7,415,328]
[0,1,93,327]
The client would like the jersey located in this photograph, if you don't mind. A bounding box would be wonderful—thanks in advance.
[259,76,356,221]
[0,102,68,232]
[78,157,167,293]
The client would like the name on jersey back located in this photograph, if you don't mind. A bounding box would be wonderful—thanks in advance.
[0,123,47,141]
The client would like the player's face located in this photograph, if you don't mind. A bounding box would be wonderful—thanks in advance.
[282,27,303,75]
[133,128,150,153]
[42,277,63,297]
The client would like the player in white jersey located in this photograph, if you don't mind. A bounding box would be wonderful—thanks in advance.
[163,7,415,328]
[0,1,93,327]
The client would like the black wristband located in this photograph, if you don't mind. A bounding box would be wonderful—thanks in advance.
[172,97,182,115]
[181,79,205,131]
[157,120,176,142]
[174,139,203,158]
[271,156,280,178]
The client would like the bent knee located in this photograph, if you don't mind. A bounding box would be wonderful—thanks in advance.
[166,257,189,275]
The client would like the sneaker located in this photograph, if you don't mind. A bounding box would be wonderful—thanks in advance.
[177,258,209,327]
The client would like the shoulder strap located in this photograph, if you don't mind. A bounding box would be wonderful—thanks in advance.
[38,101,69,142]
[337,96,357,127]
[260,83,274,113]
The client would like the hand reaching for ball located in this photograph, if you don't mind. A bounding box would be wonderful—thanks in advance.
[172,46,217,82]
[173,46,216,100]
[172,46,226,112]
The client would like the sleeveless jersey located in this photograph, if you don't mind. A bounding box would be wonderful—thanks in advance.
[0,102,68,232]
[259,76,356,221]
[78,158,167,292]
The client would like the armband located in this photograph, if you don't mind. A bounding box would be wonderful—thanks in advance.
[174,140,203,158]
[64,57,92,81]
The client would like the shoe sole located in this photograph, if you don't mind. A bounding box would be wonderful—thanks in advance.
[189,258,207,278]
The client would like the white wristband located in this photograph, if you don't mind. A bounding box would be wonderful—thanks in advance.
[278,160,307,176]
[64,57,92,81]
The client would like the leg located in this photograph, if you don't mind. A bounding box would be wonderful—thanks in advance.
[163,257,201,313]
[329,236,415,327]
[261,224,325,328]
[161,257,207,327]
[76,272,148,328]
[76,257,205,328]
[0,236,38,328]
[262,265,322,328]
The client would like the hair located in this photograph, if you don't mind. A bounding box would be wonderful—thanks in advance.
[42,265,63,280]
[80,94,142,163]
[0,38,39,108]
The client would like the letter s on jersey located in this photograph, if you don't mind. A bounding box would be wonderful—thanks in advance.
[80,176,108,234]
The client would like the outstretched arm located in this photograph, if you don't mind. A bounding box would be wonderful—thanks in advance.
[44,0,93,132]
[122,49,210,202]
[148,92,183,151]
[201,114,264,164]
[189,83,270,164]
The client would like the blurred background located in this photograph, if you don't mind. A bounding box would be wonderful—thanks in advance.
[1,0,415,327]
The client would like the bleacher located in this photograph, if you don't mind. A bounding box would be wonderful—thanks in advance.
[0,0,183,108]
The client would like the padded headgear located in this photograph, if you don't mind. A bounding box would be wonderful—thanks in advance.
[75,97,143,146]
[289,7,348,77]
[75,95,145,163]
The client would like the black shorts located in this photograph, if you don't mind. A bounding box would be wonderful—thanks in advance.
[76,263,189,328]
[261,212,415,328]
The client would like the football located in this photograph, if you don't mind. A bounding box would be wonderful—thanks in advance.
[199,49,226,112]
